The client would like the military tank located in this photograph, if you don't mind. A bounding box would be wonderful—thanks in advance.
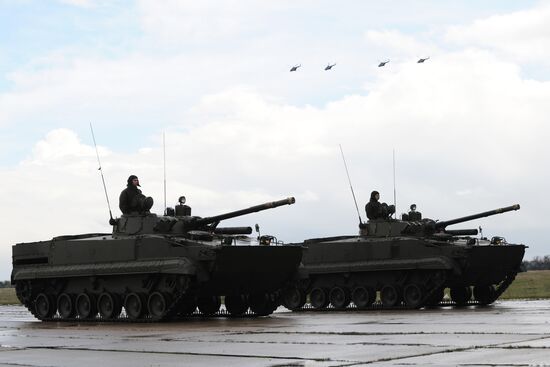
[282,204,526,311]
[11,197,302,322]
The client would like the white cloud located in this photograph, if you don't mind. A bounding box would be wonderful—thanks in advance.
[136,0,293,43]
[0,55,196,128]
[29,129,97,163]
[445,4,550,65]
[364,30,437,61]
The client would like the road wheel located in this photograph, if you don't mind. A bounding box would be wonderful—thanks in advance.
[197,296,221,316]
[283,287,306,311]
[380,285,402,307]
[57,293,75,319]
[403,284,424,309]
[124,293,145,320]
[425,288,445,307]
[451,287,472,306]
[329,286,351,309]
[474,285,496,305]
[35,293,56,319]
[148,292,170,320]
[352,286,376,309]
[97,292,122,319]
[76,293,97,319]
[249,293,277,316]
[310,288,329,309]
[225,294,249,316]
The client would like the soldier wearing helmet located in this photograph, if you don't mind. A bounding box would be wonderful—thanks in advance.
[119,175,153,214]
[365,190,395,220]
[408,204,422,221]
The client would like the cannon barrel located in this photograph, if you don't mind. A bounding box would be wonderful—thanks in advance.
[435,204,520,229]
[444,229,479,236]
[194,197,296,227]
[214,226,253,235]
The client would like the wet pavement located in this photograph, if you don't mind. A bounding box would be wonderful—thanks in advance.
[0,300,548,366]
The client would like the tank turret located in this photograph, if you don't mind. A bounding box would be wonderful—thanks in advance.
[361,204,520,237]
[114,197,296,237]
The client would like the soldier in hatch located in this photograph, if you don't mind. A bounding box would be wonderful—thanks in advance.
[407,204,422,221]
[119,175,153,214]
[365,190,395,220]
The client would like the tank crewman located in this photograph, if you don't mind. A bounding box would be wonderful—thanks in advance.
[365,190,395,220]
[408,204,422,221]
[119,175,147,214]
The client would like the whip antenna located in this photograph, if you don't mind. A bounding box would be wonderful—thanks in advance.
[163,132,167,214]
[339,144,363,225]
[90,123,114,224]
[393,148,397,218]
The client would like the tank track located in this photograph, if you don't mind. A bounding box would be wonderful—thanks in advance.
[26,306,269,323]
[287,272,447,312]
[19,275,281,322]
[24,292,279,322]
[21,271,519,319]
[287,271,518,312]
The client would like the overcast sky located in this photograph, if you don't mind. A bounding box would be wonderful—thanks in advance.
[1,0,548,280]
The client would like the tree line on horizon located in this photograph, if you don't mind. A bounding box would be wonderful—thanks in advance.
[522,256,550,271]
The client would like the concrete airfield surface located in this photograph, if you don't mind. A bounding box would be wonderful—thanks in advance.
[0,300,549,367]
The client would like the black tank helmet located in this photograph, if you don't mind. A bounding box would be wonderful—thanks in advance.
[127,175,140,186]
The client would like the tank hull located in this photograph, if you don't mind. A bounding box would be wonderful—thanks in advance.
[200,246,302,295]
[282,235,526,311]
[446,244,526,287]
[12,234,303,321]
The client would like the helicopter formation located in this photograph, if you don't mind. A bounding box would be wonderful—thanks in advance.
[291,57,430,71]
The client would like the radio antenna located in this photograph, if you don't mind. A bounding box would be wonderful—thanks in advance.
[90,123,115,225]
[339,144,363,225]
[163,132,167,214]
[393,148,397,218]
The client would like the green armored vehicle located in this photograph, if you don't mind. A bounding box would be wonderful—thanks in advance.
[283,204,526,311]
[12,197,301,321]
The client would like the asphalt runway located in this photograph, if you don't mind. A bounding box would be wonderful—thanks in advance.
[0,300,549,366]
